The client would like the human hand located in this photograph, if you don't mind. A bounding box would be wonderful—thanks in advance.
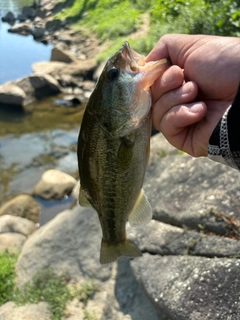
[146,34,240,157]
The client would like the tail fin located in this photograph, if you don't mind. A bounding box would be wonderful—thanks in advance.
[100,239,142,264]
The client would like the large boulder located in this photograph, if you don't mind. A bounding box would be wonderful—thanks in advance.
[0,194,40,223]
[0,83,26,107]
[33,169,77,200]
[16,206,112,286]
[132,254,240,320]
[8,23,32,35]
[0,302,52,320]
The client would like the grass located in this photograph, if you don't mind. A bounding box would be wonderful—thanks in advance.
[55,0,240,61]
[0,253,98,320]
[0,250,18,305]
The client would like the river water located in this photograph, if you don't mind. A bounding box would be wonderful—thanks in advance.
[0,0,84,224]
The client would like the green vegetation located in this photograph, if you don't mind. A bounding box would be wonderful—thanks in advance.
[0,251,18,305]
[55,0,240,58]
[83,310,99,320]
[14,268,71,320]
[70,279,98,305]
[0,254,98,320]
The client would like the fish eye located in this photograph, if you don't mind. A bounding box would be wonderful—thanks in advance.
[107,68,119,81]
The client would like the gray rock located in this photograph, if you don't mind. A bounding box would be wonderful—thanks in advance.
[17,13,27,22]
[45,19,62,33]
[2,11,15,22]
[0,233,26,252]
[16,206,112,287]
[35,8,46,19]
[32,59,97,80]
[0,215,36,236]
[131,254,240,320]
[145,133,240,234]
[22,6,36,19]
[29,73,61,96]
[8,23,32,35]
[14,76,36,104]
[0,194,40,223]
[32,61,68,74]
[32,26,46,38]
[0,83,26,106]
[0,301,52,320]
[128,220,240,258]
[33,169,76,200]
[50,46,77,63]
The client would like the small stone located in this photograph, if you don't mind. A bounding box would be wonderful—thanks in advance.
[33,169,77,200]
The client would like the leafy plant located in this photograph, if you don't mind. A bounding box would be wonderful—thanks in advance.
[0,250,18,305]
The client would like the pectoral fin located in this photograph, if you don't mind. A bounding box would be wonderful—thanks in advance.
[128,189,152,226]
[116,133,135,170]
[79,187,91,207]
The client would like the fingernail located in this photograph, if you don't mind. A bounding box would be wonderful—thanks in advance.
[162,71,174,84]
[189,103,203,114]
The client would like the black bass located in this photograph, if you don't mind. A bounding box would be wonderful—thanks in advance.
[77,42,168,264]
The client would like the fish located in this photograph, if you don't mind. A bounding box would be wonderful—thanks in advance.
[77,42,168,264]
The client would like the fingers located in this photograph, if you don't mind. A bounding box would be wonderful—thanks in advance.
[151,65,184,104]
[152,81,201,131]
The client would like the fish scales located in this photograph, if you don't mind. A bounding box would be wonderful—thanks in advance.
[77,42,168,264]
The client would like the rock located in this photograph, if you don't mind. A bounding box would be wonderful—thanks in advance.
[32,59,97,80]
[145,133,240,234]
[54,95,82,107]
[0,194,40,223]
[131,254,240,320]
[17,13,27,22]
[16,206,112,286]
[32,26,46,38]
[32,61,68,74]
[29,73,62,97]
[0,301,52,320]
[45,19,62,33]
[33,169,76,200]
[35,8,46,19]
[128,220,240,258]
[1,11,15,22]
[14,76,36,105]
[50,46,77,63]
[0,233,26,252]
[0,215,36,236]
[0,83,26,106]
[22,6,36,19]
[8,23,32,35]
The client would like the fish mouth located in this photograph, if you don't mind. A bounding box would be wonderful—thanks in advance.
[120,42,143,72]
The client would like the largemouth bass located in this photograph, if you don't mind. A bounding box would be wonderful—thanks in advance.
[77,42,168,264]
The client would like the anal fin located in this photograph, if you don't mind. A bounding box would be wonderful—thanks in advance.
[128,189,152,226]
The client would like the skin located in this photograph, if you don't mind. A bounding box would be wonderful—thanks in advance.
[146,34,240,157]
